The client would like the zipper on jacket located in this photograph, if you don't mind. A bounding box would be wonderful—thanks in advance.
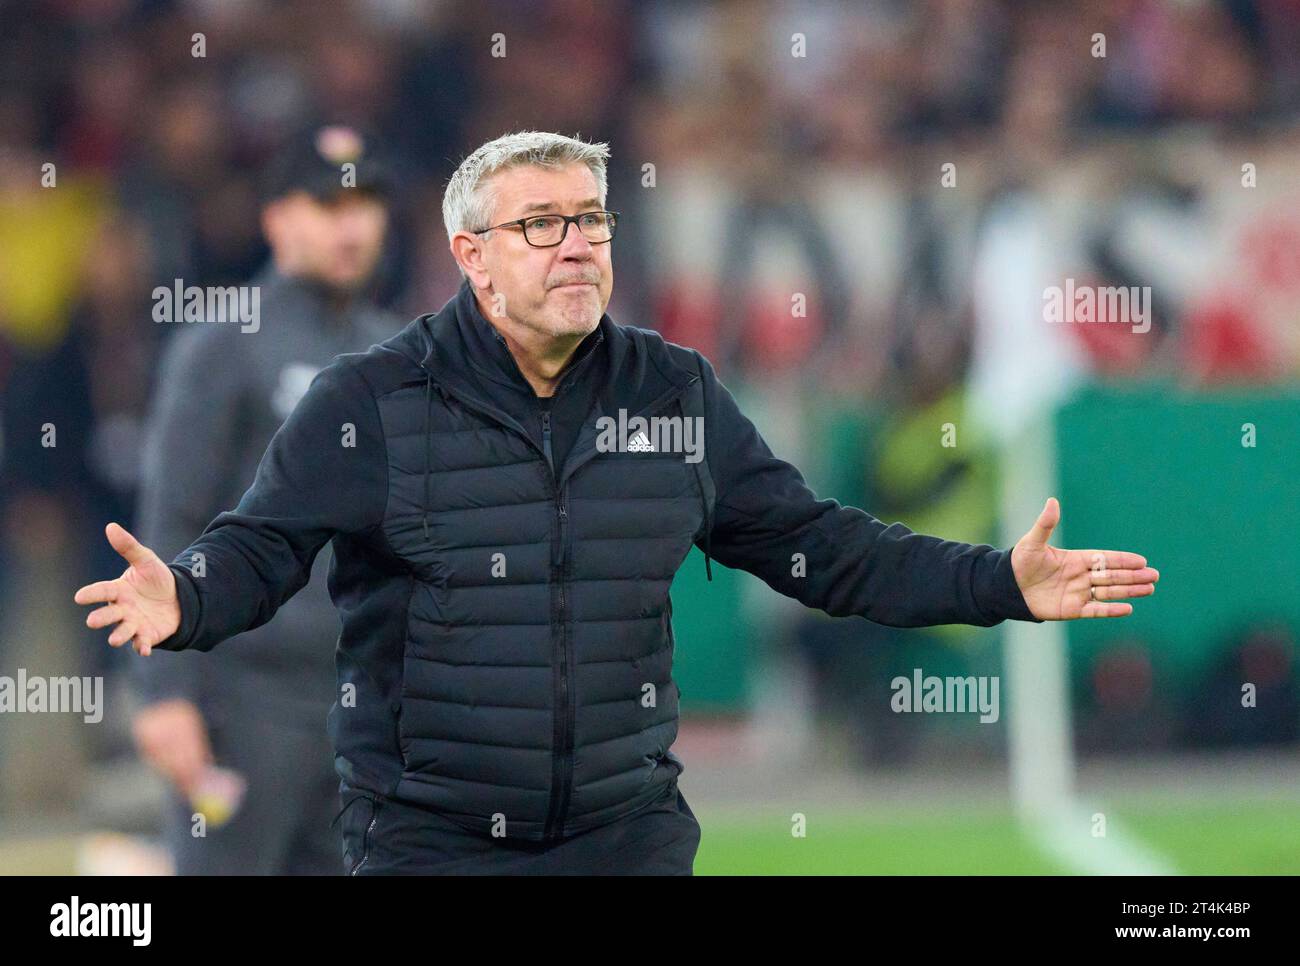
[546,488,574,840]
[539,401,576,838]
[541,408,553,473]
[558,498,568,560]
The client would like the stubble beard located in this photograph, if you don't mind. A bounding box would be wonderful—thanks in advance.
[542,289,601,338]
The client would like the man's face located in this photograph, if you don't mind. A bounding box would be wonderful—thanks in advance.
[462,163,613,339]
[262,191,389,292]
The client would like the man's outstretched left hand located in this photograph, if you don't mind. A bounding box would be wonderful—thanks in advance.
[1011,497,1160,620]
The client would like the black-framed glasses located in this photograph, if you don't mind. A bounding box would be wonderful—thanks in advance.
[473,210,619,248]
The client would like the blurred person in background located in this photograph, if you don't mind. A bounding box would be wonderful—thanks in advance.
[128,126,403,875]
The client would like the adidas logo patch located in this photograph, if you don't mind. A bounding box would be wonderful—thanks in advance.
[594,409,705,463]
[627,430,656,452]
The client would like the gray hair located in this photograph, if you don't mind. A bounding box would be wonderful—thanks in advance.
[442,130,611,277]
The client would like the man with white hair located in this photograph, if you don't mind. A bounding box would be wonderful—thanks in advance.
[75,131,1159,875]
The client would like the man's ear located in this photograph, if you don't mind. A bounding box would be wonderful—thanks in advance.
[450,230,491,288]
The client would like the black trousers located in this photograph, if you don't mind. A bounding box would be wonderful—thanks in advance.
[338,778,701,875]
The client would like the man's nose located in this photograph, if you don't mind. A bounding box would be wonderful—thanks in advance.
[556,219,595,258]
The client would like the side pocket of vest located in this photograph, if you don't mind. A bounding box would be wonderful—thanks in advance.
[397,573,417,771]
[396,702,410,770]
[664,606,682,705]
[350,795,382,876]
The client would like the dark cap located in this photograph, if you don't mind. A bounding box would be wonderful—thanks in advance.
[260,125,392,205]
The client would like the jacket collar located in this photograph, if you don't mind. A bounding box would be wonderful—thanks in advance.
[458,279,605,398]
[417,278,697,416]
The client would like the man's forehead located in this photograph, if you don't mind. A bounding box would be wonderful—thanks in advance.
[490,163,599,215]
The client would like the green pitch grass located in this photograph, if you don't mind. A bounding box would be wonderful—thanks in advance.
[692,799,1300,875]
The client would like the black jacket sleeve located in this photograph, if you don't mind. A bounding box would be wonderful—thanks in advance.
[692,352,1042,628]
[151,359,388,653]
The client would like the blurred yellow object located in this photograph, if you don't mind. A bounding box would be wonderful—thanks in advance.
[874,387,1000,645]
[0,174,110,352]
[874,387,998,546]
[190,794,235,827]
[188,765,247,829]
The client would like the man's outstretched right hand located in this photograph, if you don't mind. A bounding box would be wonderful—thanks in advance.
[74,522,182,656]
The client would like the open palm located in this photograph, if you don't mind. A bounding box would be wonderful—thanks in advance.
[1011,498,1159,620]
[74,522,181,655]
